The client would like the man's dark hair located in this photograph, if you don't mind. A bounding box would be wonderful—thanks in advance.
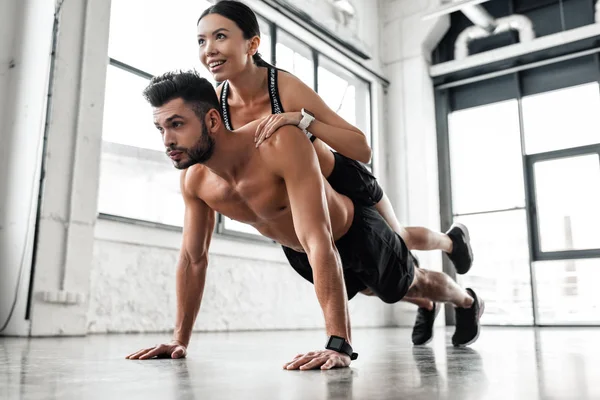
[198,0,270,67]
[142,70,221,120]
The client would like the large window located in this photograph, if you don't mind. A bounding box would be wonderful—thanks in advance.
[99,1,374,239]
[438,54,600,325]
[318,56,372,156]
[98,0,212,227]
[276,30,315,89]
[448,100,533,325]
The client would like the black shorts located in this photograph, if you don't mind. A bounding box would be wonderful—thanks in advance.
[327,152,384,207]
[282,201,415,302]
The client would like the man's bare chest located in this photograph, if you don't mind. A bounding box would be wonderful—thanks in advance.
[198,168,289,224]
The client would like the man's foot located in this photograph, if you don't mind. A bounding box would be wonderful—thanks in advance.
[445,223,473,274]
[452,288,484,347]
[412,303,441,345]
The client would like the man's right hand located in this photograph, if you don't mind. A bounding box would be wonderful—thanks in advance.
[125,340,187,360]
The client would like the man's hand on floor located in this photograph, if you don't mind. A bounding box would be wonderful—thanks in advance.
[283,350,351,370]
[126,341,187,360]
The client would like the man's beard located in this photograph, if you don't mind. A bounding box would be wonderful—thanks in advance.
[171,124,215,170]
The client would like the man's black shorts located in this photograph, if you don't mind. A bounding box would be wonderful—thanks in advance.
[328,151,384,207]
[282,201,415,302]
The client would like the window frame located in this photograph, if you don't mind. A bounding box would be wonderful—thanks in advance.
[525,144,600,262]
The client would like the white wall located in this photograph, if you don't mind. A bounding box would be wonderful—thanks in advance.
[1,0,111,337]
[89,220,388,333]
[379,0,450,324]
[0,0,55,336]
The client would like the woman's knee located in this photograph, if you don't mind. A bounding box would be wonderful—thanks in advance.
[403,227,427,250]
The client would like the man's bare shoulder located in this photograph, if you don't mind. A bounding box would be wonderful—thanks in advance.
[258,125,314,171]
[180,165,211,201]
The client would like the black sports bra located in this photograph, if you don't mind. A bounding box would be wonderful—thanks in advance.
[220,67,284,131]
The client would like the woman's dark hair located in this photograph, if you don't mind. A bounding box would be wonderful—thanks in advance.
[143,70,221,120]
[198,0,270,66]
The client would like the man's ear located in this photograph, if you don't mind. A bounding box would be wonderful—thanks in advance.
[205,108,222,132]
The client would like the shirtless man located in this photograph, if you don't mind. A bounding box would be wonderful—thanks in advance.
[125,71,484,370]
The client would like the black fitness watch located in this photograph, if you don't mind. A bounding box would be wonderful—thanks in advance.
[325,335,358,360]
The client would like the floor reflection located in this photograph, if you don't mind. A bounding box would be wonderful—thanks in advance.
[1,327,600,400]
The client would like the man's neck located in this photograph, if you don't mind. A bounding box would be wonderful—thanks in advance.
[201,128,255,183]
[227,63,268,105]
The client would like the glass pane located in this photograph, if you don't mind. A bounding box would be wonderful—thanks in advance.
[522,83,600,155]
[97,145,183,226]
[223,217,262,236]
[102,65,162,151]
[448,100,525,215]
[318,57,371,148]
[257,17,272,64]
[275,31,314,89]
[534,154,600,252]
[535,258,600,324]
[108,0,213,77]
[455,210,533,325]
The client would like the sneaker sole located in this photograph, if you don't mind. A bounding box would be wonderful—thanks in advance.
[413,304,441,346]
[453,299,485,347]
[450,222,474,275]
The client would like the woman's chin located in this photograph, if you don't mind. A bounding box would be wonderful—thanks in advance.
[211,70,230,82]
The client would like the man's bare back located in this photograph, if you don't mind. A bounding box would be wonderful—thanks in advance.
[181,121,354,251]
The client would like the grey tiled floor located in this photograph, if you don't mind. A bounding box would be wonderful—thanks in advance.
[1,327,599,399]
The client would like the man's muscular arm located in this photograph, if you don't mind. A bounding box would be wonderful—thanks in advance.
[262,126,352,370]
[126,169,215,360]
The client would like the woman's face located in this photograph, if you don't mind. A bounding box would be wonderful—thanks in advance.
[197,14,259,82]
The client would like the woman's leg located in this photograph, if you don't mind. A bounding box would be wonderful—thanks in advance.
[374,193,473,275]
[374,193,452,253]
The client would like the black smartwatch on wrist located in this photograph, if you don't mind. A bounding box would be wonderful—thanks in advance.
[325,335,358,360]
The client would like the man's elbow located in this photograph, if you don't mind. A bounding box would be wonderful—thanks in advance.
[302,235,338,266]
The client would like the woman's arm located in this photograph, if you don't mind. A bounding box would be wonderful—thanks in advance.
[255,71,372,163]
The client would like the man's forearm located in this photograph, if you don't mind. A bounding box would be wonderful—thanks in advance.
[307,246,351,343]
[173,260,208,347]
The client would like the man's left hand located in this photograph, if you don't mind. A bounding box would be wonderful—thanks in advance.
[283,349,351,370]
[255,112,302,147]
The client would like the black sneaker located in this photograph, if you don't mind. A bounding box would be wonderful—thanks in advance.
[446,223,473,274]
[412,303,441,345]
[452,288,484,347]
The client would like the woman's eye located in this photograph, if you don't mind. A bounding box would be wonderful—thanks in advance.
[216,33,226,40]
[198,39,205,45]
